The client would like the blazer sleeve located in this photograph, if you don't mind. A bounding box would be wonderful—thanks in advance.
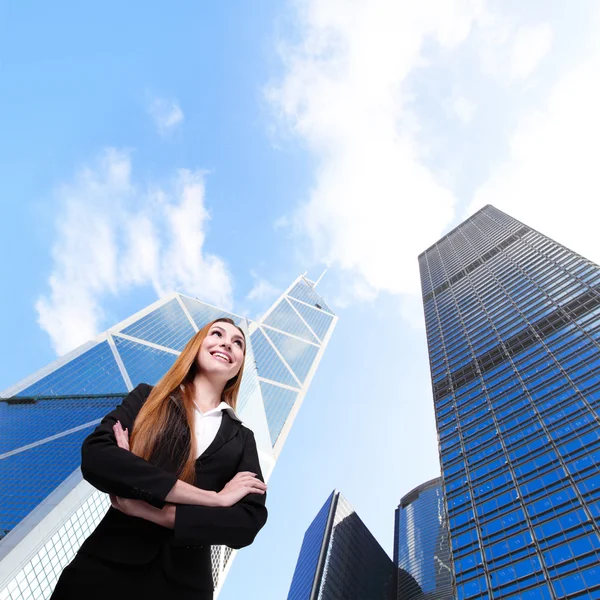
[80,383,179,509]
[171,428,268,550]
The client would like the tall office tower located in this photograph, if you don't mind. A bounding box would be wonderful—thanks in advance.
[0,275,337,599]
[394,477,453,599]
[419,205,600,599]
[288,490,396,600]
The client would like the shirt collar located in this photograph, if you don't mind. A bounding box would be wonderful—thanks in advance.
[195,401,241,422]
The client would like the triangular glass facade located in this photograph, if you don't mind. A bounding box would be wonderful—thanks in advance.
[288,492,396,599]
[263,300,319,344]
[113,335,179,387]
[0,277,337,600]
[259,381,298,446]
[180,296,241,330]
[287,280,334,315]
[19,341,127,397]
[288,298,334,342]
[120,298,196,351]
[250,328,299,388]
[263,328,320,384]
[288,491,335,600]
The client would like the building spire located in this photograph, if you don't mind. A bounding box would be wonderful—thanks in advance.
[314,269,327,288]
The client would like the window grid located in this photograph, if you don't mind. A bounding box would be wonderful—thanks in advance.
[420,205,600,599]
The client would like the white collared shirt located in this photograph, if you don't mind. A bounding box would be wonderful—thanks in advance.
[194,401,241,459]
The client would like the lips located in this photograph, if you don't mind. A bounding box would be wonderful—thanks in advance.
[210,350,232,363]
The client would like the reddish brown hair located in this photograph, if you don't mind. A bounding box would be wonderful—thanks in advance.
[129,318,246,483]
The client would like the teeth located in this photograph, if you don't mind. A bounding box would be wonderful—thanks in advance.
[213,352,230,363]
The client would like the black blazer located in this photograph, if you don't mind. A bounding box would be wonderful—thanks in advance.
[78,383,268,593]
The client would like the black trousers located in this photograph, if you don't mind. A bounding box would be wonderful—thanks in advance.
[50,550,214,600]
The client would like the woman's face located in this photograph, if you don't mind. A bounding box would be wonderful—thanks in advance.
[197,322,245,382]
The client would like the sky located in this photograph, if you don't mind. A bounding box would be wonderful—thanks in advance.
[1,0,600,598]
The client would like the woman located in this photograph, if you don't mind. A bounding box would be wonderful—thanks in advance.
[51,318,268,600]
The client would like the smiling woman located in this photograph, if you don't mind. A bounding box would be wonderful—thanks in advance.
[50,318,268,600]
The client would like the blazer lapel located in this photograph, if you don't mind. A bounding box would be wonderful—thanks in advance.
[197,411,241,462]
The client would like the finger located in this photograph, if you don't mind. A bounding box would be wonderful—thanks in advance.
[233,476,258,487]
[241,479,266,491]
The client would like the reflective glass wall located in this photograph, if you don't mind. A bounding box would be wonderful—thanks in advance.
[420,205,600,599]
[0,275,337,599]
[395,478,453,599]
[288,491,395,600]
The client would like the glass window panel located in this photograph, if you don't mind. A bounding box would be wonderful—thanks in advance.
[263,328,320,384]
[113,336,178,386]
[180,296,242,330]
[288,492,334,600]
[250,328,299,388]
[288,298,334,341]
[259,381,298,446]
[0,425,101,537]
[263,300,319,344]
[18,341,127,397]
[287,281,334,314]
[120,298,196,351]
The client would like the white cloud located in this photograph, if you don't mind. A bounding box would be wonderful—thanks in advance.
[510,23,554,80]
[469,17,600,265]
[37,149,232,355]
[267,0,488,303]
[477,15,554,83]
[247,271,281,302]
[449,88,477,123]
[148,97,184,135]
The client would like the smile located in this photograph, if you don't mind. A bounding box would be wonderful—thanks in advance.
[211,351,232,363]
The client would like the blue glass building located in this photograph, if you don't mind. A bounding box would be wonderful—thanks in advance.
[420,205,600,599]
[395,478,453,599]
[288,490,396,600]
[0,275,337,599]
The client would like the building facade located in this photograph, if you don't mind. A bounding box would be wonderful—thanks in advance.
[419,205,600,599]
[0,275,337,599]
[394,477,453,599]
[288,490,396,600]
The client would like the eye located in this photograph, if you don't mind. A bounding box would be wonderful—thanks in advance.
[211,330,222,337]
[234,340,244,349]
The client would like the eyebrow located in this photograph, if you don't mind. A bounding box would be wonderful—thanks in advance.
[211,324,245,344]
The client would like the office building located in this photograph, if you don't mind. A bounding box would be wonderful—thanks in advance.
[288,490,396,600]
[0,275,337,599]
[419,205,600,598]
[394,477,453,599]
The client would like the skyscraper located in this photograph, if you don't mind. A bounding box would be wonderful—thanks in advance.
[420,205,600,599]
[0,275,337,599]
[288,490,396,600]
[394,478,453,600]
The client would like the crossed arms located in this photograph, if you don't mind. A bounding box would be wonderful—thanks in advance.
[80,383,268,549]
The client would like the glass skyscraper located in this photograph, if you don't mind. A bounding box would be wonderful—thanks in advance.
[288,490,396,600]
[0,275,337,599]
[394,477,453,599]
[420,205,600,599]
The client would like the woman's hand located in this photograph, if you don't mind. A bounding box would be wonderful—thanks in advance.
[217,471,267,507]
[112,421,130,450]
[110,494,146,518]
[109,494,176,529]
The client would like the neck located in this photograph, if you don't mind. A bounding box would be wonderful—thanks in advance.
[192,373,225,412]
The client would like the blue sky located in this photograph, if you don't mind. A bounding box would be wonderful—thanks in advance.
[2,1,600,598]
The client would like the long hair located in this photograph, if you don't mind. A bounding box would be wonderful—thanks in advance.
[129,317,246,484]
